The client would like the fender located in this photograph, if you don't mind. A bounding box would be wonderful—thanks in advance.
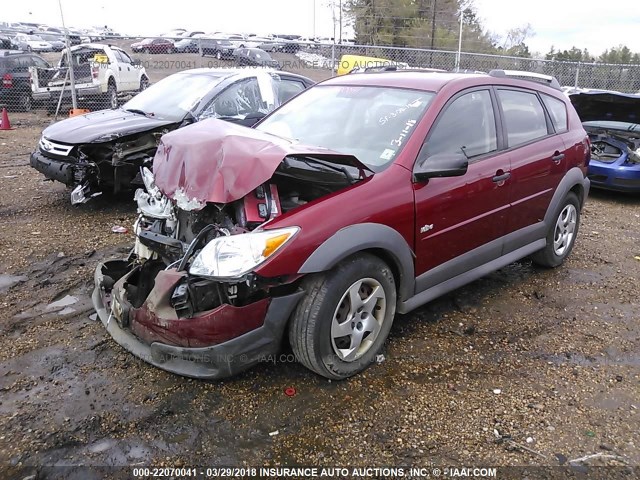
[297,223,415,302]
[544,167,590,227]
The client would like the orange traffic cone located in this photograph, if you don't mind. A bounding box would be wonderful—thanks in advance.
[0,108,13,130]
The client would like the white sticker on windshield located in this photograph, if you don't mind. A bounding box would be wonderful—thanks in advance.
[380,149,396,161]
[408,99,423,108]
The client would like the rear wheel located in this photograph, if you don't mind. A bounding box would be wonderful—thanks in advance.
[289,253,396,379]
[532,192,580,268]
[139,76,149,92]
[105,82,118,109]
[18,91,32,112]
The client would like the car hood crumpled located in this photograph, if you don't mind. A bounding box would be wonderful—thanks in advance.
[152,118,372,211]
[570,91,640,124]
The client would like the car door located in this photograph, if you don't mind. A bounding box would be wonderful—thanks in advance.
[113,49,136,90]
[413,87,512,290]
[496,88,568,242]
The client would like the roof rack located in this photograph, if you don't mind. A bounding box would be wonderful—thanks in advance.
[489,69,561,91]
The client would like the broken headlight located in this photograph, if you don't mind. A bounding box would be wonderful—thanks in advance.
[189,227,299,279]
[134,167,174,220]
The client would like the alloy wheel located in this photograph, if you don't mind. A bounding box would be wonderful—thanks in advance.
[331,278,387,362]
[553,204,577,256]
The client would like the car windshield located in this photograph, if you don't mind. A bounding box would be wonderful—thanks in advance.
[256,85,434,170]
[29,35,44,41]
[122,73,223,121]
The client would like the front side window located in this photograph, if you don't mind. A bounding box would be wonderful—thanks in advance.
[200,77,271,119]
[423,89,497,160]
[498,89,549,148]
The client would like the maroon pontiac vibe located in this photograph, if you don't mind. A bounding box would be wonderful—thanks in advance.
[93,70,591,380]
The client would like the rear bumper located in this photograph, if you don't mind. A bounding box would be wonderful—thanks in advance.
[32,85,102,102]
[93,260,304,379]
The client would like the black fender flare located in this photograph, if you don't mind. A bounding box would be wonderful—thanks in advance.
[544,167,590,227]
[297,223,415,302]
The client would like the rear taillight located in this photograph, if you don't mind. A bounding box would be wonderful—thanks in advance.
[2,73,12,88]
[91,67,99,79]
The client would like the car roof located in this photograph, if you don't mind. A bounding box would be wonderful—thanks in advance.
[174,68,313,83]
[321,70,563,95]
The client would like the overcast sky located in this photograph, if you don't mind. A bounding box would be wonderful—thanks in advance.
[4,0,640,56]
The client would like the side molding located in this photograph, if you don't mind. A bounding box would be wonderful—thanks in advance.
[298,223,415,301]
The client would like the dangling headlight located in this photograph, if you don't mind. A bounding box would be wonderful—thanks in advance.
[189,227,299,278]
[134,167,173,220]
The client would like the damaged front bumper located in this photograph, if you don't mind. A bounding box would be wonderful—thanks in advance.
[92,260,304,379]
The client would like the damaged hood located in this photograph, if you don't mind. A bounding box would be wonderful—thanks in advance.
[153,118,372,209]
[43,109,177,144]
[570,91,640,126]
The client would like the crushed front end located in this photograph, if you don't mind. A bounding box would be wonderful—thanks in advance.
[92,118,372,378]
[92,170,308,378]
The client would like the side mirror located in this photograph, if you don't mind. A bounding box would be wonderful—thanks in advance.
[413,153,468,182]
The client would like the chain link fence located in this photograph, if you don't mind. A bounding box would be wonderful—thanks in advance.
[2,33,640,117]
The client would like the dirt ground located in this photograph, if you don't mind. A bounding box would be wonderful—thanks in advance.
[1,103,639,477]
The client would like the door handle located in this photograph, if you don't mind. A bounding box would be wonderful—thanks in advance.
[492,171,511,183]
[551,152,565,163]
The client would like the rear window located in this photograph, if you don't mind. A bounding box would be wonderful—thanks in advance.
[541,94,568,133]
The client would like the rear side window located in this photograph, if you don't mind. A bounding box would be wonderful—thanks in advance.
[541,94,568,133]
[425,89,498,159]
[498,89,549,148]
[277,79,306,103]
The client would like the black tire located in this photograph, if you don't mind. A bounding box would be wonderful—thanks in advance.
[139,76,149,92]
[289,253,397,379]
[105,82,118,109]
[18,91,32,112]
[531,192,581,268]
[27,46,32,52]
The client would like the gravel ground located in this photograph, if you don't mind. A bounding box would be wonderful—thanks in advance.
[0,106,639,478]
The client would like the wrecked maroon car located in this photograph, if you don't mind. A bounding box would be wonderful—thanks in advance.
[93,71,590,380]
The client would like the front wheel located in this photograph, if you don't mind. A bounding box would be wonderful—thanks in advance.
[289,253,397,379]
[532,192,581,268]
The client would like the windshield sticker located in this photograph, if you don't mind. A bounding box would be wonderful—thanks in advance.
[380,149,396,161]
[379,97,426,125]
[391,119,418,148]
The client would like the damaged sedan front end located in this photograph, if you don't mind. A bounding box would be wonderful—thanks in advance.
[93,118,373,378]
[30,69,314,204]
